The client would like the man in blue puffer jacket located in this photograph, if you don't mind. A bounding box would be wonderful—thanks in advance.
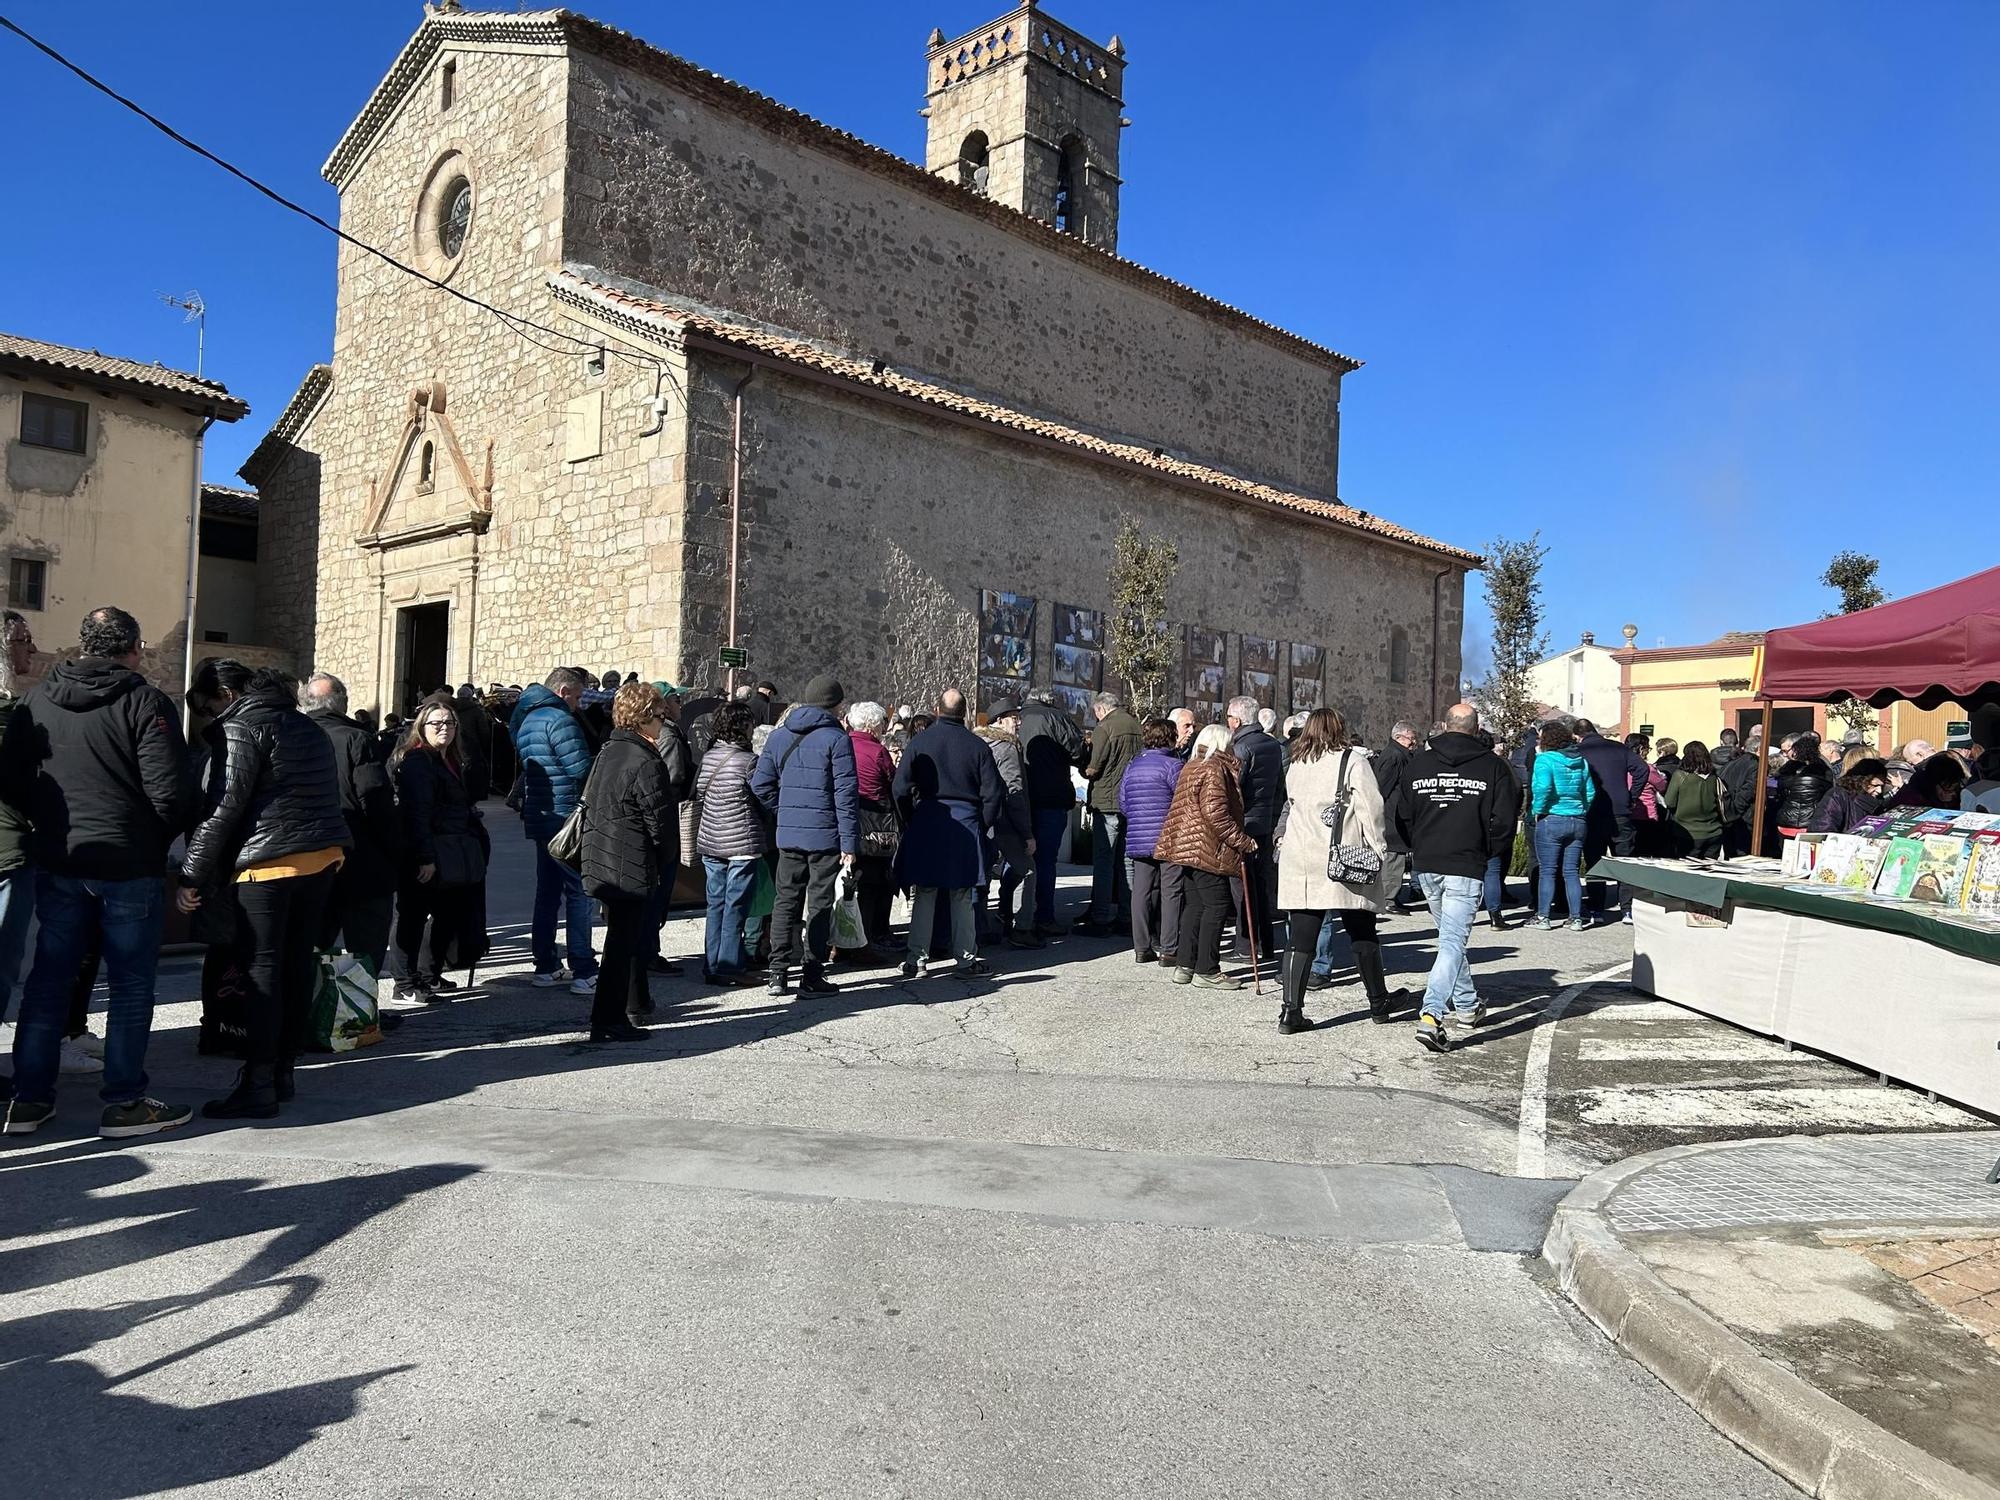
[751,674,858,998]
[509,667,600,992]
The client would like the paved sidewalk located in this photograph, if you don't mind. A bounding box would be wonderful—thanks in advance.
[1547,1131,2000,1498]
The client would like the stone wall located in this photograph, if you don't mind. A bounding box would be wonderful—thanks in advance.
[563,49,1344,498]
[684,353,1460,741]
[274,40,697,708]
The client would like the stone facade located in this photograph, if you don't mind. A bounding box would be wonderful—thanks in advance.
[248,7,1473,728]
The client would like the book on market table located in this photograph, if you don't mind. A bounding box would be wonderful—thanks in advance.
[1959,836,2000,920]
[1811,834,1889,895]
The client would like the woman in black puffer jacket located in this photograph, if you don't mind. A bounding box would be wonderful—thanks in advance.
[1772,732,1836,835]
[391,694,488,1005]
[178,664,349,1120]
[579,681,676,1042]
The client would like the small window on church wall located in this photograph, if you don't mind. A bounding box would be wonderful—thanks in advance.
[1389,627,1411,684]
[440,60,457,112]
[959,131,990,195]
[418,440,435,493]
[1054,136,1086,235]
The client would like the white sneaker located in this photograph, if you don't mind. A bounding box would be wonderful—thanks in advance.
[569,974,597,995]
[74,1029,106,1059]
[59,1036,104,1074]
[532,967,573,989]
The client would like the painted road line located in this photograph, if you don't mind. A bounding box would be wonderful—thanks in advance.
[1515,961,1634,1180]
[1577,1036,1784,1064]
[1575,1085,1971,1130]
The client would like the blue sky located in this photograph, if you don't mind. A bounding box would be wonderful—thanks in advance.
[2,1,1994,664]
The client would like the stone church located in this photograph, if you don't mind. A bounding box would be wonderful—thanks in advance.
[245,1,1476,731]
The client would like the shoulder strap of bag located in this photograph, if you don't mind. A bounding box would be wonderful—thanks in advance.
[1331,749,1353,841]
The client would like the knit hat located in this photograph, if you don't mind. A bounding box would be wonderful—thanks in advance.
[802,674,843,710]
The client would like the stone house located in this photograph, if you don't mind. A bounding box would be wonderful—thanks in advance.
[246,2,1478,732]
[1,331,248,693]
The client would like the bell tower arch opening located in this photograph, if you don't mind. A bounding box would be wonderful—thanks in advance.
[923,6,1127,253]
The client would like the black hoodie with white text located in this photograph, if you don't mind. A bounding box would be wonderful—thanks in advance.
[1399,731,1521,880]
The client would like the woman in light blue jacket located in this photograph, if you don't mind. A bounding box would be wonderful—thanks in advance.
[1530,721,1597,929]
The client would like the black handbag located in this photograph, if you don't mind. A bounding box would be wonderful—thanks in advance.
[431,831,487,888]
[858,798,901,859]
[1322,750,1384,888]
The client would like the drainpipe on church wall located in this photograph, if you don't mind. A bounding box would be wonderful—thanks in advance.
[1428,566,1452,725]
[179,416,214,733]
[725,367,755,697]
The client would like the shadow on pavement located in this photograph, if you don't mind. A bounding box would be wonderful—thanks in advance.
[0,1149,467,1497]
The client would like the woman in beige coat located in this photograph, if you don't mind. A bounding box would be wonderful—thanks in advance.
[1275,707,1410,1034]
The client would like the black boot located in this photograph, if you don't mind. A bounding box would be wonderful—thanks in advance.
[1354,941,1406,1024]
[1278,949,1314,1034]
[799,963,839,996]
[275,1061,295,1104]
[203,1063,280,1120]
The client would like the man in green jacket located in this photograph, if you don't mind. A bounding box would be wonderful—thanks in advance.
[1078,691,1143,935]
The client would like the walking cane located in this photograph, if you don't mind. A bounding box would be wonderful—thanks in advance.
[1241,877,1263,996]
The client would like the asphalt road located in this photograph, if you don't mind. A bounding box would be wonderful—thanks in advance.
[1,809,1982,1497]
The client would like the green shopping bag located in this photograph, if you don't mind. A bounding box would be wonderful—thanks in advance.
[308,949,383,1053]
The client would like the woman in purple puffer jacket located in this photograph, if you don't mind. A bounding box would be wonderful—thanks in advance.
[1119,718,1186,965]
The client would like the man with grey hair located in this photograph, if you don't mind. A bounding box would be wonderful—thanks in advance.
[1168,707,1195,760]
[302,672,400,982]
[1077,689,1142,935]
[1399,703,1520,1053]
[509,665,601,993]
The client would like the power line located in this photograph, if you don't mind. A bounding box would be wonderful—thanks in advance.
[0,11,672,383]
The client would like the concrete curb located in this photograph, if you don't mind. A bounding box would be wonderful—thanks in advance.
[1544,1139,2000,1500]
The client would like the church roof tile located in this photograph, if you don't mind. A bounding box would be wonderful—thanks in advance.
[551,270,1477,567]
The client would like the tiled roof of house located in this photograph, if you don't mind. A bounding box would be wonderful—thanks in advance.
[551,269,1478,566]
[0,331,247,420]
[200,483,258,518]
[238,364,332,485]
[324,8,1361,374]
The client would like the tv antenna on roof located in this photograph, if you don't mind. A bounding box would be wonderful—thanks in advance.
[160,290,206,377]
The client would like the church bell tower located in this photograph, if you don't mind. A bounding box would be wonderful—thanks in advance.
[923,4,1127,253]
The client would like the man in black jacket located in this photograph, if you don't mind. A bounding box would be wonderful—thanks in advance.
[303,672,400,980]
[1225,695,1285,965]
[1575,718,1646,920]
[1401,703,1520,1055]
[0,606,190,1139]
[1017,690,1088,935]
[894,688,1005,979]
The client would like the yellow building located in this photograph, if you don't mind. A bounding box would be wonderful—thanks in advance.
[1616,626,1981,755]
[1,332,248,694]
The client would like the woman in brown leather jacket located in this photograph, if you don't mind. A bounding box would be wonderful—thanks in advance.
[1154,723,1258,990]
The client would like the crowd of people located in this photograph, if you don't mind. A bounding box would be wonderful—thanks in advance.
[4,603,1995,1140]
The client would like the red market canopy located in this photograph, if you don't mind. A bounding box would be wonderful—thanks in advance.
[1753,563,2000,710]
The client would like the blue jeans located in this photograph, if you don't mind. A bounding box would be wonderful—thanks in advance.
[1534,815,1586,920]
[531,837,598,978]
[1483,854,1504,916]
[10,872,163,1106]
[0,866,36,1025]
[1415,872,1482,1022]
[1311,910,1340,978]
[703,857,758,976]
[1031,807,1070,925]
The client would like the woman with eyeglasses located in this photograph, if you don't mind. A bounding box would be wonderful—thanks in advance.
[578,680,679,1041]
[390,693,488,1003]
